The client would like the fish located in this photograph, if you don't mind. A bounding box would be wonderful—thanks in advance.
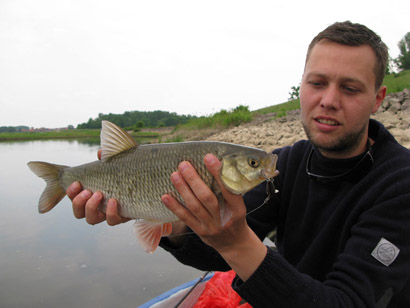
[28,120,278,253]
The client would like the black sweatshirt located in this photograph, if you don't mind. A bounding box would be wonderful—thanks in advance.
[160,119,410,307]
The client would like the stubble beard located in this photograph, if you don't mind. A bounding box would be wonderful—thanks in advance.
[302,120,368,157]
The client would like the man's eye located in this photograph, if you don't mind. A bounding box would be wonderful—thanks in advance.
[343,86,359,94]
[308,81,324,87]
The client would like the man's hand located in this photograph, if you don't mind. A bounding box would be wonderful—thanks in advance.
[67,181,130,225]
[66,148,130,226]
[161,154,267,281]
[161,154,248,250]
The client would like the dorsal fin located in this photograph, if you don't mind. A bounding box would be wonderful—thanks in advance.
[100,120,138,161]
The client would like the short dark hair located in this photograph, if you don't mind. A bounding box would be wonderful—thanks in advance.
[305,21,388,90]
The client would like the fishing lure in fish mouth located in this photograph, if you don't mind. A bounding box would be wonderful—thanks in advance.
[261,165,279,181]
[265,178,276,197]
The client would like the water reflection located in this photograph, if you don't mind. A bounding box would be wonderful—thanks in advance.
[75,136,158,146]
[0,140,201,308]
[72,138,100,146]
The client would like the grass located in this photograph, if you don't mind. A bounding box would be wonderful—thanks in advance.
[383,70,410,94]
[132,131,160,138]
[253,98,300,116]
[181,105,253,130]
[0,129,159,142]
[0,129,100,141]
[163,105,253,141]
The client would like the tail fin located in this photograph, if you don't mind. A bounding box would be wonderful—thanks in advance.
[27,161,69,213]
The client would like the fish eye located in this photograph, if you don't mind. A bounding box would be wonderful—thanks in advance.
[248,157,260,168]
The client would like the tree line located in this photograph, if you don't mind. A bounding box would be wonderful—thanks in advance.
[76,110,197,130]
[0,126,30,133]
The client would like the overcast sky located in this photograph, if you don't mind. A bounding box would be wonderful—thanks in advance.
[1,0,409,128]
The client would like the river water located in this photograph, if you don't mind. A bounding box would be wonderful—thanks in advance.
[0,140,201,308]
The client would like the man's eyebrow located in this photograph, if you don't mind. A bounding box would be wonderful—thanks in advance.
[305,72,367,87]
[340,77,366,87]
[304,72,326,79]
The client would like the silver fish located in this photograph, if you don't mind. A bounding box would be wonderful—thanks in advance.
[28,121,278,252]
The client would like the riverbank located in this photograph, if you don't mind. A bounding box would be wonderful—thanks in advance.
[0,129,100,141]
[0,128,160,142]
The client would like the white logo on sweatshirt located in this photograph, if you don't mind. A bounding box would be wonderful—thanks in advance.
[371,238,400,267]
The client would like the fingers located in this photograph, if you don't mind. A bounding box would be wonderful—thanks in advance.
[173,162,219,220]
[67,181,127,226]
[84,191,106,225]
[67,181,92,219]
[163,155,252,252]
[67,181,82,200]
[106,199,130,225]
[182,161,220,206]
[68,181,94,220]
[163,157,228,235]
[162,193,197,226]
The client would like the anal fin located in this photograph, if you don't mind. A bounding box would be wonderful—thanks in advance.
[133,220,172,253]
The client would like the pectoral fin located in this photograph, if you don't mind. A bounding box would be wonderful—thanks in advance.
[212,180,232,227]
[216,192,232,227]
[133,220,173,253]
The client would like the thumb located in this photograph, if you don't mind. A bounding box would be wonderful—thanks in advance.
[204,154,232,196]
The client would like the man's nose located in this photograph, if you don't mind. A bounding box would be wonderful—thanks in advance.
[320,85,341,110]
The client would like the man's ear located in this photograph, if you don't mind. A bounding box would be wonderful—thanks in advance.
[372,85,387,114]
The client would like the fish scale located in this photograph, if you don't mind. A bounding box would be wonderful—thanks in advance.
[57,142,231,222]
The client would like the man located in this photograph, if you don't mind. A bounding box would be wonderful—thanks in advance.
[68,21,410,307]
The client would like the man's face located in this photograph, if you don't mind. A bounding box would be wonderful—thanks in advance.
[300,40,386,158]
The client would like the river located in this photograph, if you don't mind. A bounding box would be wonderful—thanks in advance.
[0,140,201,308]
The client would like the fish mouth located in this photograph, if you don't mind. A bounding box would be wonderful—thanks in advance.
[314,116,341,126]
[261,168,279,180]
[260,153,279,180]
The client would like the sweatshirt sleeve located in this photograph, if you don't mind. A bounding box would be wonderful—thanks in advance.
[159,232,231,272]
[232,248,359,307]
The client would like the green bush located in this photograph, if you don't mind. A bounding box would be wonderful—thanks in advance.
[180,105,253,130]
